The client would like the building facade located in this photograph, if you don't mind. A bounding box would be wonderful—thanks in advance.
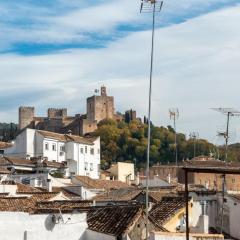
[5,128,101,178]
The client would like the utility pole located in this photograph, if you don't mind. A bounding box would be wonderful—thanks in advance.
[140,1,163,239]
[169,108,179,165]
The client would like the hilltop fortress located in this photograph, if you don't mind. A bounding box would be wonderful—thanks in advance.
[19,86,137,136]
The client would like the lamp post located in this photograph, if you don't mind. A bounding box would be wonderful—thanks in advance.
[140,1,163,239]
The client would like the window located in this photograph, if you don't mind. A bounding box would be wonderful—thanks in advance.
[52,144,56,151]
[60,145,65,152]
[90,148,94,155]
[45,143,49,150]
[80,148,83,154]
[90,163,93,171]
[85,146,87,154]
[97,149,100,154]
[85,162,88,171]
[232,178,236,183]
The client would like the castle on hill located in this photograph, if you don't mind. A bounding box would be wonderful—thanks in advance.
[19,86,137,136]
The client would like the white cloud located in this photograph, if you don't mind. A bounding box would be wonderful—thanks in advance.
[0,0,239,49]
[0,5,240,143]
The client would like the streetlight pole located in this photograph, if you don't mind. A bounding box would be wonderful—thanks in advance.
[140,1,163,239]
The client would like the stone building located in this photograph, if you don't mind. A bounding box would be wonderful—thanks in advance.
[18,86,133,136]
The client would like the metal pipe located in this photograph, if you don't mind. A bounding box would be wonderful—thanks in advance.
[146,2,156,239]
[185,170,189,240]
[174,115,178,165]
[225,113,230,162]
[220,174,225,233]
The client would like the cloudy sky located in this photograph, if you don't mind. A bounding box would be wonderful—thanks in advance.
[0,0,240,144]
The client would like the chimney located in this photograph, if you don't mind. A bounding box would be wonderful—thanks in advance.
[197,201,209,233]
[167,173,171,184]
[46,179,52,192]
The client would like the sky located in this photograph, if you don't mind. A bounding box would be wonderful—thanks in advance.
[0,0,240,144]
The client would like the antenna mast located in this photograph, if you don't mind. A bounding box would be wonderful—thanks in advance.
[212,108,240,162]
[140,1,163,239]
[190,132,199,158]
[169,108,179,165]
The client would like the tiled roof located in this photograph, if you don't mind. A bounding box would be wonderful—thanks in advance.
[149,196,186,229]
[0,197,31,212]
[0,156,35,167]
[229,194,240,202]
[52,187,81,199]
[66,135,94,145]
[0,141,13,149]
[0,193,62,212]
[42,160,66,168]
[184,156,240,168]
[93,188,142,201]
[37,130,94,145]
[74,176,130,190]
[16,183,43,193]
[33,200,92,213]
[87,205,143,236]
[0,167,10,174]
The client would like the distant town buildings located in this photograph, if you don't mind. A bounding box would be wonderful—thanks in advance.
[19,86,137,136]
[5,128,100,178]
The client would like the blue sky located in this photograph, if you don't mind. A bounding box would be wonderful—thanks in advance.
[0,0,240,144]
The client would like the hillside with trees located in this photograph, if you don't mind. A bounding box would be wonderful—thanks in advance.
[0,122,18,141]
[92,119,219,169]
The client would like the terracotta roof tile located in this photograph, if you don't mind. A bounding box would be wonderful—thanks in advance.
[37,130,94,145]
[16,183,45,193]
[33,200,92,213]
[149,196,186,229]
[74,176,130,190]
[0,156,35,167]
[93,188,142,201]
[52,187,81,199]
[0,142,13,149]
[0,167,10,174]
[87,205,143,236]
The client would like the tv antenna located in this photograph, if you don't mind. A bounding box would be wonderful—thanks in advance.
[140,1,163,239]
[212,108,240,161]
[169,108,179,165]
[189,132,199,158]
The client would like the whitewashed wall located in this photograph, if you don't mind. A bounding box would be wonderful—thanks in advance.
[85,229,116,240]
[0,212,87,240]
[226,196,240,239]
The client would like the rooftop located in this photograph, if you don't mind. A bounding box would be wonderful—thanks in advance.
[182,156,240,174]
[87,204,143,236]
[0,156,35,167]
[0,142,13,149]
[74,175,130,190]
[149,196,186,229]
[37,130,96,145]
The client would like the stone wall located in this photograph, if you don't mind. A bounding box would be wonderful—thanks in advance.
[19,106,35,130]
[47,108,67,118]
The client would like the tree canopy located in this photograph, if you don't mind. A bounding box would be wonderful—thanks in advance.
[93,119,218,169]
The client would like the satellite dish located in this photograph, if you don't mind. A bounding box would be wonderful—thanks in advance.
[10,167,15,174]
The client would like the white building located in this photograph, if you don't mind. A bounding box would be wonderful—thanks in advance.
[5,129,100,178]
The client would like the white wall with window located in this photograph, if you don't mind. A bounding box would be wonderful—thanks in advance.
[5,128,101,179]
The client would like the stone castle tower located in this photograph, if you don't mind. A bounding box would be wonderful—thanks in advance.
[87,86,114,123]
[18,86,119,135]
[19,106,35,130]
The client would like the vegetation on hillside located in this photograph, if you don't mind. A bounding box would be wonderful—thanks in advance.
[92,119,219,169]
[0,122,18,141]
